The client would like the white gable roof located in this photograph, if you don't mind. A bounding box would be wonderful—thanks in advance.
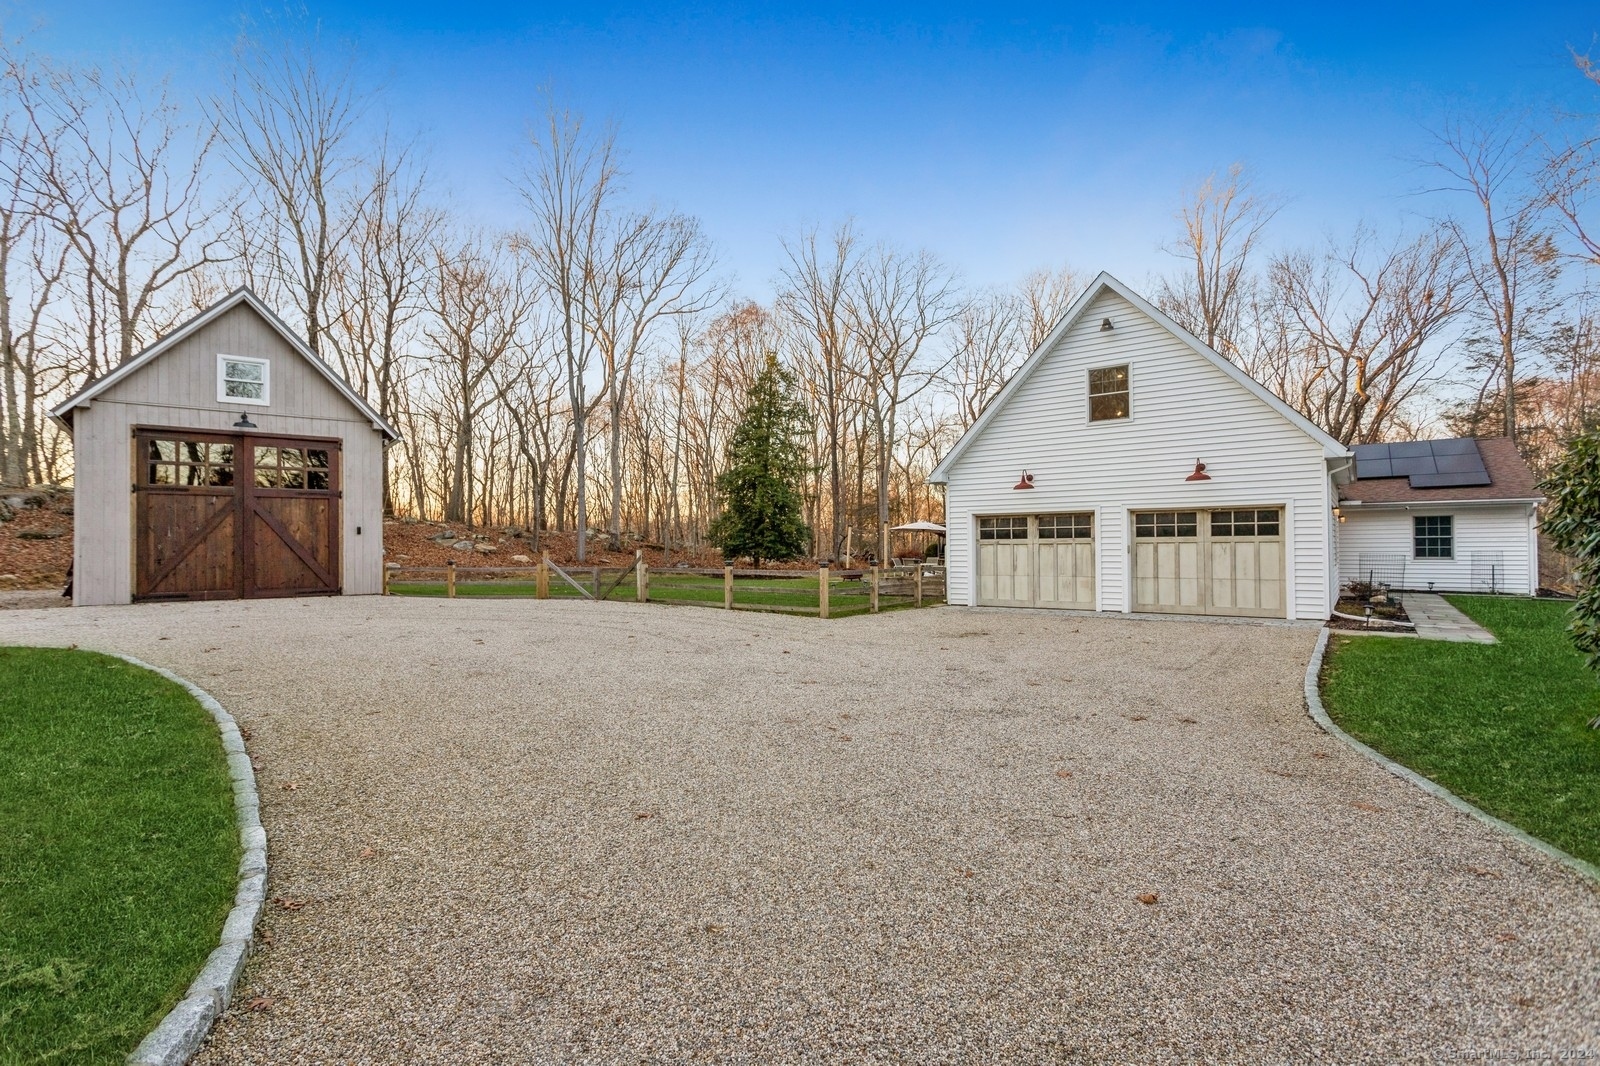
[51,287,401,441]
[929,272,1347,483]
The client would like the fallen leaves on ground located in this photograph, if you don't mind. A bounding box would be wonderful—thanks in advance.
[1055,769,1073,779]
[1138,892,1160,905]
[1351,801,1383,813]
[243,996,274,1012]
[271,897,310,911]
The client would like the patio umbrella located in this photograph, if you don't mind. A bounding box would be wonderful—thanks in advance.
[888,520,945,563]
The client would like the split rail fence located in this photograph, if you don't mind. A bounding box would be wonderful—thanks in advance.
[382,551,946,619]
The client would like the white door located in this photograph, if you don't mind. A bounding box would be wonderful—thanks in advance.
[1133,508,1284,617]
[1207,509,1285,617]
[977,513,1096,609]
[976,516,1032,606]
[1034,512,1096,609]
[1132,511,1202,613]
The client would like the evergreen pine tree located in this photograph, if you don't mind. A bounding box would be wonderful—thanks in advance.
[708,354,812,567]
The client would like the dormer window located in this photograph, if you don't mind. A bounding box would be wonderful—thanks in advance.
[219,355,269,406]
[1088,364,1130,421]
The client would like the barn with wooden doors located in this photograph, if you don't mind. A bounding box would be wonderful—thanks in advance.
[929,272,1352,621]
[51,288,399,606]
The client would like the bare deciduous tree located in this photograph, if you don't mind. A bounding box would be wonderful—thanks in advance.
[515,102,619,561]
[1156,163,1279,361]
[1429,117,1560,442]
[848,243,962,562]
[1267,228,1466,444]
[217,27,368,355]
[778,222,858,559]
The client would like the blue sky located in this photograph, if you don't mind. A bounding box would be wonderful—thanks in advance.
[12,3,1600,299]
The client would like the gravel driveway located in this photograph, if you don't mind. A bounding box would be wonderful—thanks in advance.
[2,598,1595,1063]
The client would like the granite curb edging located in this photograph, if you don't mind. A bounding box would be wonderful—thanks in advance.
[1305,626,1600,887]
[118,656,266,1066]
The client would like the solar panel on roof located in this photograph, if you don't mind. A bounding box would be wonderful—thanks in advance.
[1388,441,1434,458]
[1390,455,1438,476]
[1351,438,1490,489]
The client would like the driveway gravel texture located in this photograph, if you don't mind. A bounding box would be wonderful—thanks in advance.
[2,598,1595,1064]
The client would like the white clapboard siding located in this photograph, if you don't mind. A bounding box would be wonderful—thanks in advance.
[70,301,387,605]
[1336,505,1538,595]
[940,287,1335,619]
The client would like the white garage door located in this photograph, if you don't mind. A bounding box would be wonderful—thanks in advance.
[1133,508,1284,618]
[977,513,1095,609]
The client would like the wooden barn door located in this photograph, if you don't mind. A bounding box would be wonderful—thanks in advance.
[243,438,341,597]
[136,433,240,600]
[135,429,340,601]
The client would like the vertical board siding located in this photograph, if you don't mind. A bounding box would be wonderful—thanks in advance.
[1336,505,1537,595]
[942,290,1334,619]
[71,303,387,605]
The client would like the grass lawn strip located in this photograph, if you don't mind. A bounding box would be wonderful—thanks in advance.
[1320,595,1600,870]
[0,648,240,1064]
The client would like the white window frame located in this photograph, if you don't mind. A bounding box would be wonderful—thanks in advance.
[1086,363,1132,424]
[217,354,270,407]
[1413,514,1454,560]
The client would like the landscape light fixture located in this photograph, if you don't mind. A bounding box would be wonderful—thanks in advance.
[233,413,256,429]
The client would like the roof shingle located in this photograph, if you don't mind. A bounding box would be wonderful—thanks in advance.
[1338,437,1542,505]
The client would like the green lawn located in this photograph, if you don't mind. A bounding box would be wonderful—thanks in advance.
[0,648,239,1064]
[1321,596,1600,868]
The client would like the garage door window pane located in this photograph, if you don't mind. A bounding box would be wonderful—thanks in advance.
[1038,513,1091,539]
[979,516,1027,541]
[1136,511,1198,538]
[1255,510,1280,535]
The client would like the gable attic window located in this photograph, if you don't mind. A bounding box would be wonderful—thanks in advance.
[1088,365,1130,421]
[218,354,269,406]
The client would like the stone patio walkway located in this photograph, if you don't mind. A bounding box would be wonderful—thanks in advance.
[1404,592,1498,643]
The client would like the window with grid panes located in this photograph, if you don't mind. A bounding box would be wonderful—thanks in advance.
[1133,511,1198,538]
[1088,365,1130,421]
[1413,515,1453,559]
[144,438,235,488]
[1209,509,1281,537]
[1036,513,1092,540]
[978,516,1028,541]
[253,446,333,490]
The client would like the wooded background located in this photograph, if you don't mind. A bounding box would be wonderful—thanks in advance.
[3,28,1599,562]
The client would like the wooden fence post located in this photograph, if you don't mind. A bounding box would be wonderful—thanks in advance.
[819,564,830,619]
[446,559,457,599]
[537,552,550,600]
[381,561,390,596]
[636,550,647,603]
[914,565,923,607]
[592,566,602,601]
[870,565,879,613]
[723,566,734,610]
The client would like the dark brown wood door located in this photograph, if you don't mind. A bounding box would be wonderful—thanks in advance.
[135,430,340,601]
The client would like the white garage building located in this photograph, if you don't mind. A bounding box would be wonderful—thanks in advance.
[930,272,1542,620]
